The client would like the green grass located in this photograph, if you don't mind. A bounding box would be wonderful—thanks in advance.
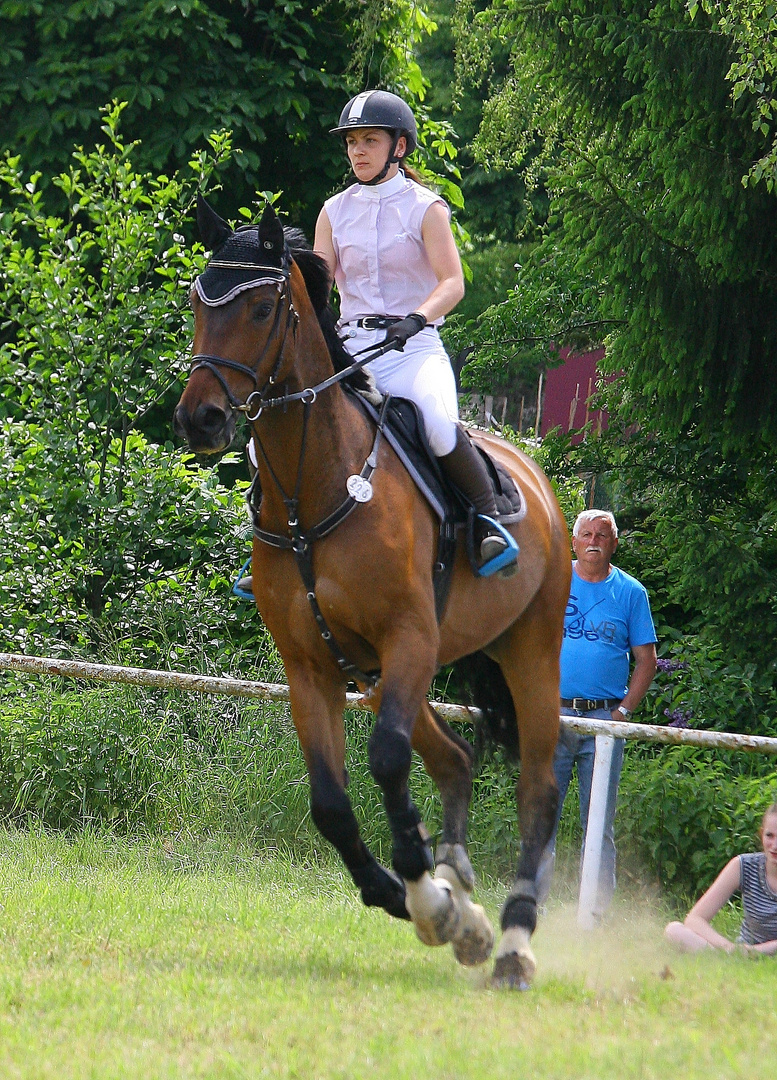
[0,828,773,1079]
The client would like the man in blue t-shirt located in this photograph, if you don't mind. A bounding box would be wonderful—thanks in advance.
[543,509,657,916]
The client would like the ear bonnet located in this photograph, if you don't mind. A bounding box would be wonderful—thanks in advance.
[195,198,288,307]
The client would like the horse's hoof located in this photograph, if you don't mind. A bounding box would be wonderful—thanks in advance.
[452,902,494,967]
[491,952,533,990]
[405,875,460,947]
[433,858,494,967]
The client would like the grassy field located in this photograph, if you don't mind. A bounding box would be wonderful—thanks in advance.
[0,828,772,1079]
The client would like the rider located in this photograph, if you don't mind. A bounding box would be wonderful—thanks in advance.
[313,89,519,578]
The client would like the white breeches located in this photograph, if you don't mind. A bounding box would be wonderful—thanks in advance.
[341,325,459,456]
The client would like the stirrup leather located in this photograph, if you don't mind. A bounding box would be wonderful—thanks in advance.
[475,515,520,578]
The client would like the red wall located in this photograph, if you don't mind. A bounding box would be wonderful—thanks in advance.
[540,347,611,442]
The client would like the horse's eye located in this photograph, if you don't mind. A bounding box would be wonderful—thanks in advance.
[253,300,275,321]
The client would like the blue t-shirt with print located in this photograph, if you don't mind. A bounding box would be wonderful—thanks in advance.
[560,564,656,700]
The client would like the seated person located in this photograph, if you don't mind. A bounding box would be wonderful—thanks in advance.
[665,802,777,955]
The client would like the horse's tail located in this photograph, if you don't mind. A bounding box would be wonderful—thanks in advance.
[451,651,519,759]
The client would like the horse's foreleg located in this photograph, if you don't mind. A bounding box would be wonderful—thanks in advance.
[308,755,409,920]
[368,666,461,948]
[287,668,410,921]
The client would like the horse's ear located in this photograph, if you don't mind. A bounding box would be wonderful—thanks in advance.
[196,192,232,251]
[258,203,286,266]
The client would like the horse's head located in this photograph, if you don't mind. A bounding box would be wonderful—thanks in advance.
[173,194,297,453]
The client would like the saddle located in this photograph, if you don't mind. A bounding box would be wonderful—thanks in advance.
[347,387,525,619]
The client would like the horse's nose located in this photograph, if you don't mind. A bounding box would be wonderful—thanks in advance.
[173,401,233,451]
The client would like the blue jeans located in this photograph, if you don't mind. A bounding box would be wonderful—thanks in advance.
[538,709,625,913]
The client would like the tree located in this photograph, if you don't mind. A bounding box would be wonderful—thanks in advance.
[455,0,777,452]
[0,0,456,232]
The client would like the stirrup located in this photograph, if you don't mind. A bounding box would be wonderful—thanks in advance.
[232,557,254,600]
[475,515,520,578]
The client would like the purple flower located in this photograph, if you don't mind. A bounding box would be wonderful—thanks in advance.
[656,658,688,674]
[664,707,693,728]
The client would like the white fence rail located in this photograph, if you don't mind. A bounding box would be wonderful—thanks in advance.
[3,652,777,928]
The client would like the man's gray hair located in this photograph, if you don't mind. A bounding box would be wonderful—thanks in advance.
[572,509,618,538]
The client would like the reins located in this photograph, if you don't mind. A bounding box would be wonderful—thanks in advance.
[241,336,401,420]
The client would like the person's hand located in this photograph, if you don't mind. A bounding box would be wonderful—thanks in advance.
[380,312,427,350]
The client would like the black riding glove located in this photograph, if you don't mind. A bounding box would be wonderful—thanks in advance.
[381,311,427,350]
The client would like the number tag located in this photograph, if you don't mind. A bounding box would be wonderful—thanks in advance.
[346,474,373,503]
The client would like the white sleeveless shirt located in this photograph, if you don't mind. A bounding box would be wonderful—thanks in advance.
[324,171,447,325]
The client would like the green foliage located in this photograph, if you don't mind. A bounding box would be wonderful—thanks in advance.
[0,0,462,232]
[0,0,356,227]
[0,105,270,661]
[456,0,777,453]
[444,238,612,394]
[691,0,777,190]
[618,747,777,898]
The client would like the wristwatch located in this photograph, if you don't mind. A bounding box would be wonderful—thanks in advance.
[617,704,632,718]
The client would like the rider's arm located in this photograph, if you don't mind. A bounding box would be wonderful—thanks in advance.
[313,208,337,285]
[414,201,465,325]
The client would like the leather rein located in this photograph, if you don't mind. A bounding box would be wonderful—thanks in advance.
[188,275,399,688]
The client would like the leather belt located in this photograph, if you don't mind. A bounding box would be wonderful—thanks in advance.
[560,697,620,711]
[353,316,403,330]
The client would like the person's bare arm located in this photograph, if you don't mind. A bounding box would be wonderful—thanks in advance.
[683,856,741,951]
[414,201,465,324]
[618,642,656,714]
[313,207,337,283]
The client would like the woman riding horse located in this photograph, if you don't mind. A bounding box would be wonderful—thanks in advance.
[173,96,570,988]
[314,90,518,577]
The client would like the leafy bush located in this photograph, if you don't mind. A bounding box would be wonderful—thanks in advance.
[618,747,777,900]
[642,638,777,741]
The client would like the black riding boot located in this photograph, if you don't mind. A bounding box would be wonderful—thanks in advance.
[438,427,518,577]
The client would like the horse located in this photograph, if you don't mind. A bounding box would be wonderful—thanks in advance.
[173,195,571,988]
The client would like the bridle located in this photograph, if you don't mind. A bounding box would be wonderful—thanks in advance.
[189,271,398,421]
[188,270,298,413]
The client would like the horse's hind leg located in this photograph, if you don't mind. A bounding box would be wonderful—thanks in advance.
[488,613,561,989]
[411,702,494,966]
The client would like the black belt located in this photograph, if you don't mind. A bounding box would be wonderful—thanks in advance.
[561,697,620,711]
[353,316,403,330]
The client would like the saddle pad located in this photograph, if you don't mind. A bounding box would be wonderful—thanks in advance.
[348,388,524,524]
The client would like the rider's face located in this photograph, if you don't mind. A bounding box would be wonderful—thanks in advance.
[345,128,406,183]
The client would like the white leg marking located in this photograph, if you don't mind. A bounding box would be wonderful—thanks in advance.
[404,872,460,947]
[493,926,537,989]
[434,864,494,967]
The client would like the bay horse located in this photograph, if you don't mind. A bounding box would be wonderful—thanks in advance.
[173,195,570,988]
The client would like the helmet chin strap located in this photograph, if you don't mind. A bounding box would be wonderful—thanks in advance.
[358,132,402,186]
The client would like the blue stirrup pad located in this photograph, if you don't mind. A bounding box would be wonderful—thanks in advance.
[475,515,520,578]
[232,557,254,600]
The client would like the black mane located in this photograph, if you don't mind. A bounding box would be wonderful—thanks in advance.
[283,227,371,392]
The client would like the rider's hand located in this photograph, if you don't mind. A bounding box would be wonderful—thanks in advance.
[381,311,427,350]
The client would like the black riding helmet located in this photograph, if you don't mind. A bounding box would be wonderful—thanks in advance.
[330,90,418,184]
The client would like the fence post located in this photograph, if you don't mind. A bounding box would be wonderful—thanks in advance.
[577,733,616,929]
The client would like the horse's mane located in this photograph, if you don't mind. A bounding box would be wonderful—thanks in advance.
[283,226,371,393]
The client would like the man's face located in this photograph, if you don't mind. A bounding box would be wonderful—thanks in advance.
[572,517,618,570]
